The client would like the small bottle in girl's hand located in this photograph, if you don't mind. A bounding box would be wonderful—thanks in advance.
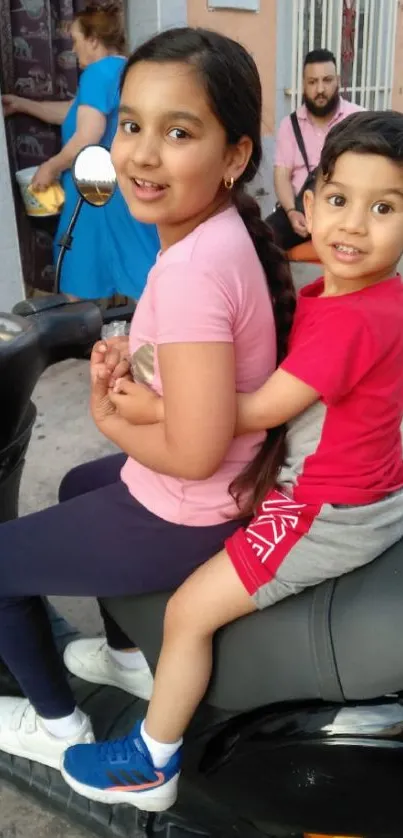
[100,321,129,340]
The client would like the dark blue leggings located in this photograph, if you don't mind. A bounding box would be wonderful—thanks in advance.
[0,454,244,718]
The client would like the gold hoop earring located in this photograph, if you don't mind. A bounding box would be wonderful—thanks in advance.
[224,176,235,190]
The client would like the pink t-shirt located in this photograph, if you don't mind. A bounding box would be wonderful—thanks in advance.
[121,206,276,525]
[275,98,363,194]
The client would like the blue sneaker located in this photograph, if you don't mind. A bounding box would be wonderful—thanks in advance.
[61,721,182,812]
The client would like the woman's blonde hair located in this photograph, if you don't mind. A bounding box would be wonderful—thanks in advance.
[75,2,127,55]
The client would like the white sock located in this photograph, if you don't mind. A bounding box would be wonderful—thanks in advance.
[108,646,148,671]
[40,707,85,739]
[140,721,182,769]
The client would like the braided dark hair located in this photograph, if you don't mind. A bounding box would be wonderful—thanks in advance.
[229,191,295,515]
[123,28,296,513]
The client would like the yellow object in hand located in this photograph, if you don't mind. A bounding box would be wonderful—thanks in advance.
[27,182,65,214]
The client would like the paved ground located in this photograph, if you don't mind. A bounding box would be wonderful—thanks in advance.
[0,788,97,838]
[0,260,339,836]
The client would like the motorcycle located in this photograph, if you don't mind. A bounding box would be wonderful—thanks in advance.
[1,146,403,838]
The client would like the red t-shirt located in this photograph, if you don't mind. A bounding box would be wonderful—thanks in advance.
[279,276,403,505]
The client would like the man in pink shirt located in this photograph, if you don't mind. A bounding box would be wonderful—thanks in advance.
[271,48,362,246]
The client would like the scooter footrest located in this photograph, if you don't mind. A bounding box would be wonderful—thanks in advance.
[0,679,245,838]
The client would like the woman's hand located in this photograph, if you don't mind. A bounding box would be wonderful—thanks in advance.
[2,94,21,117]
[31,158,60,191]
[110,378,163,425]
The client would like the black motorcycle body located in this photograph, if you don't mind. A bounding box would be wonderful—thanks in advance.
[101,540,403,838]
[0,303,101,524]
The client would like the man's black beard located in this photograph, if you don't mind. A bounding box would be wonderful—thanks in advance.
[303,89,340,118]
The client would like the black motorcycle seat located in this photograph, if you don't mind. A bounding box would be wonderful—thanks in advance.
[104,537,403,711]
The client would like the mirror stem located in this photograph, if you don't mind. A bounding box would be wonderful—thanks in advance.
[54,196,85,294]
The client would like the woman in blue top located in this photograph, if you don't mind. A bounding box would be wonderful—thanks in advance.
[3,2,159,300]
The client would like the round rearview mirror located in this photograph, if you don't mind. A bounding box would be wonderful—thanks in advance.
[72,145,117,207]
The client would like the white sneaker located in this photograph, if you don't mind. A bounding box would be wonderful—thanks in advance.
[64,638,154,700]
[0,697,94,770]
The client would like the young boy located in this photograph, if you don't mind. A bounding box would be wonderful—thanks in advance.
[62,110,403,812]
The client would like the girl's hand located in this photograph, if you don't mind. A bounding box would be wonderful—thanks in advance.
[90,342,117,428]
[90,369,117,428]
[90,340,109,384]
[109,378,163,425]
[31,158,60,191]
[103,336,131,388]
[90,338,130,385]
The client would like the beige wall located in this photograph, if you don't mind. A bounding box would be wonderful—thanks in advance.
[186,0,277,135]
[392,1,403,111]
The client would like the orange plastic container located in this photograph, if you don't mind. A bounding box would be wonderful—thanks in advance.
[304,833,360,837]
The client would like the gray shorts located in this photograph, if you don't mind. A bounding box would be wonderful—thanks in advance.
[225,488,403,610]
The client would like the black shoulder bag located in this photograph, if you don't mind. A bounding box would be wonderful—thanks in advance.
[266,111,317,250]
